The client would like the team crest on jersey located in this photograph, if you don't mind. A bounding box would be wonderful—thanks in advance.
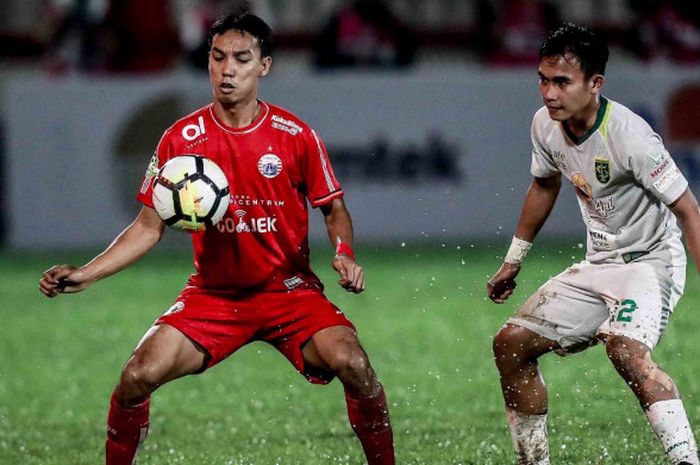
[258,153,283,178]
[595,158,610,184]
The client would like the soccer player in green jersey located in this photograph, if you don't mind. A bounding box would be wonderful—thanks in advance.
[488,23,700,465]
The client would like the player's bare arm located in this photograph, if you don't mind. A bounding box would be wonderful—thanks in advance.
[670,188,700,273]
[39,206,165,298]
[321,197,365,294]
[488,174,561,303]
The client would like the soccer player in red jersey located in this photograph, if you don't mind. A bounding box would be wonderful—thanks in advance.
[39,13,394,465]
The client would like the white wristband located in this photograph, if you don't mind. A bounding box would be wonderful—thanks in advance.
[504,236,532,264]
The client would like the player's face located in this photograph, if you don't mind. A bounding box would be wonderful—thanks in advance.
[208,30,271,107]
[538,54,603,123]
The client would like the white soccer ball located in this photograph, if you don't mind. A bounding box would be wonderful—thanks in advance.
[152,155,230,232]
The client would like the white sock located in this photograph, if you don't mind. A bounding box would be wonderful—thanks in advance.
[645,399,699,465]
[506,408,550,465]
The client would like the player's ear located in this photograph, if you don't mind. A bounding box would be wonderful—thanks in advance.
[590,74,605,93]
[259,56,272,77]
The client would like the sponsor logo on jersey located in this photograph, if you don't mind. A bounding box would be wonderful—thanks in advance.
[186,137,208,150]
[182,116,206,141]
[164,301,185,315]
[653,166,682,194]
[594,158,610,183]
[650,157,671,178]
[552,150,567,170]
[230,195,285,207]
[258,153,283,178]
[283,276,304,290]
[234,209,251,232]
[592,195,615,218]
[589,229,614,250]
[216,209,279,234]
[139,152,159,194]
[271,115,303,135]
[647,147,667,164]
[572,172,593,199]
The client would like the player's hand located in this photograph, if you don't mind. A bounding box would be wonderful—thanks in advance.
[332,254,365,294]
[487,262,521,303]
[39,265,90,298]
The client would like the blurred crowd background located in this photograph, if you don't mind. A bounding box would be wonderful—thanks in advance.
[1,0,699,73]
[1,1,700,251]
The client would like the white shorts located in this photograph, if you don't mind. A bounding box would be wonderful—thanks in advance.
[508,260,685,354]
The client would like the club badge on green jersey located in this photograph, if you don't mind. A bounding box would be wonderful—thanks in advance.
[595,158,610,184]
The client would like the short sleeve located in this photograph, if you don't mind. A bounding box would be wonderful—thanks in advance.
[136,128,175,207]
[530,118,560,178]
[628,133,687,205]
[303,128,343,207]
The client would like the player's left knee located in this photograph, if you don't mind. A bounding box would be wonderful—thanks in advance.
[605,335,678,401]
[605,335,652,376]
[325,345,374,388]
[333,348,371,378]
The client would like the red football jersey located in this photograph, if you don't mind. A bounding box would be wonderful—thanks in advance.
[137,101,344,292]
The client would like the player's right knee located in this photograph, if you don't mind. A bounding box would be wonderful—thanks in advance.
[493,324,548,366]
[493,325,524,363]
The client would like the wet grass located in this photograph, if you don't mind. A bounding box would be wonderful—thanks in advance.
[1,241,697,464]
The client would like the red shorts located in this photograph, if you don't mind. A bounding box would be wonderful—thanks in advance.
[156,287,355,384]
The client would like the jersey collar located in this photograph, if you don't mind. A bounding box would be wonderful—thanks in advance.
[562,96,609,145]
[209,100,269,135]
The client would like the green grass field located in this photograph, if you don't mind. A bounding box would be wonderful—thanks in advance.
[1,242,698,464]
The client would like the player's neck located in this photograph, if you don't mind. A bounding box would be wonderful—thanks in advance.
[566,96,600,138]
[213,98,261,129]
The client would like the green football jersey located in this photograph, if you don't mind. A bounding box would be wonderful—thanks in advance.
[530,97,687,266]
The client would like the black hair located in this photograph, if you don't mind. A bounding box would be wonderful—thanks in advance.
[207,12,273,58]
[539,23,608,78]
